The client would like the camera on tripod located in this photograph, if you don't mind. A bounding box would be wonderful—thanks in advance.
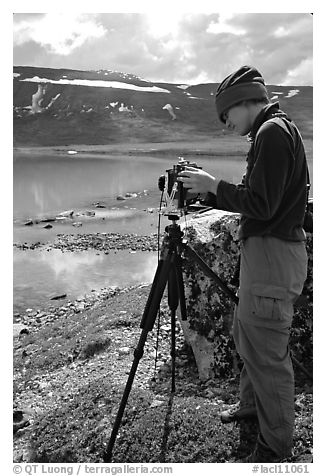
[158,157,202,210]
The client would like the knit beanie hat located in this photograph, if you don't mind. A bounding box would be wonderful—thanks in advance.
[215,65,269,123]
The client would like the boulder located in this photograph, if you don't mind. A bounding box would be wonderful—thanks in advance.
[178,207,313,381]
[178,210,239,381]
[40,217,56,223]
[13,324,29,338]
[57,210,74,218]
[118,346,131,355]
[93,201,106,208]
[50,293,67,301]
[13,410,30,434]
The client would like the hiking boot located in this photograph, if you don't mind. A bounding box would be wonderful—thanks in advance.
[238,448,282,463]
[236,436,291,463]
[220,401,257,424]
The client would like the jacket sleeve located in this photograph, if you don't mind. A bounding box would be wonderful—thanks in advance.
[213,123,294,220]
[204,168,246,208]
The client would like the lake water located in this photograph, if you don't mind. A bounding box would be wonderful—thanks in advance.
[13,153,250,221]
[13,248,159,313]
[13,151,313,314]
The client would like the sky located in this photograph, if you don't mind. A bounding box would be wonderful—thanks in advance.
[13,11,313,86]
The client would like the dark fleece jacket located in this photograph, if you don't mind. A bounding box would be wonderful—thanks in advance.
[206,102,308,241]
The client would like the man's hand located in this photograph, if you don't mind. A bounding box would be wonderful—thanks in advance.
[178,166,219,195]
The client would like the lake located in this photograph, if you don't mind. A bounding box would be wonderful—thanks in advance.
[13,151,313,314]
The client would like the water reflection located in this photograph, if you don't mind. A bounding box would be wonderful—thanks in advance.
[13,154,248,220]
[14,153,314,221]
[13,248,157,313]
[13,155,173,219]
[40,248,105,279]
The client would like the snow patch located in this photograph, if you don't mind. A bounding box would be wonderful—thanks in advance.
[31,84,47,113]
[95,70,150,83]
[47,93,61,109]
[119,103,132,112]
[285,89,300,98]
[177,84,189,90]
[163,104,176,120]
[20,76,170,94]
[13,73,21,78]
[184,92,202,99]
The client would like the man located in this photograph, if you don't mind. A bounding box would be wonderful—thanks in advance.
[178,65,309,463]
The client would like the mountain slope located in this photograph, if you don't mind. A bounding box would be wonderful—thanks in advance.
[13,66,313,146]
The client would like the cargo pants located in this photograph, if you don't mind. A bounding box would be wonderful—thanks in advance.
[232,236,308,458]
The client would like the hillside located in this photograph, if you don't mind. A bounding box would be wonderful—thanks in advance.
[13,66,313,146]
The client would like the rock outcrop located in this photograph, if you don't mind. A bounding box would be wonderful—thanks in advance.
[179,208,313,381]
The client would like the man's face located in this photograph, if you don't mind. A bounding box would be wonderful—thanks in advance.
[222,103,252,136]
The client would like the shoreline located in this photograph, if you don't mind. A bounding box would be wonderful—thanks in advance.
[14,231,159,253]
[13,137,251,158]
[13,135,313,161]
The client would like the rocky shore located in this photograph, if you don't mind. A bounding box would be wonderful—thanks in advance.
[14,232,159,253]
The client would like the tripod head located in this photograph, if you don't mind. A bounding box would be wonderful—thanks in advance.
[167,214,180,222]
[164,214,184,245]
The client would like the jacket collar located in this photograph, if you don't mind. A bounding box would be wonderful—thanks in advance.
[249,101,285,140]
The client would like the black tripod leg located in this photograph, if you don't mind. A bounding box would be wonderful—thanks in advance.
[170,307,176,393]
[167,256,188,392]
[103,250,175,463]
[168,265,179,393]
[182,242,239,305]
[175,255,187,321]
[140,253,174,331]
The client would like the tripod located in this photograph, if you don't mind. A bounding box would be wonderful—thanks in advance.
[103,214,239,463]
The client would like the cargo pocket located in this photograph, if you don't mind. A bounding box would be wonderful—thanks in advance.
[250,283,290,323]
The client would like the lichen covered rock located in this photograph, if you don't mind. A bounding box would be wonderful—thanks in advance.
[178,210,240,380]
[180,208,313,381]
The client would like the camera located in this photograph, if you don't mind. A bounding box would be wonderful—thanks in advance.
[158,157,202,210]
